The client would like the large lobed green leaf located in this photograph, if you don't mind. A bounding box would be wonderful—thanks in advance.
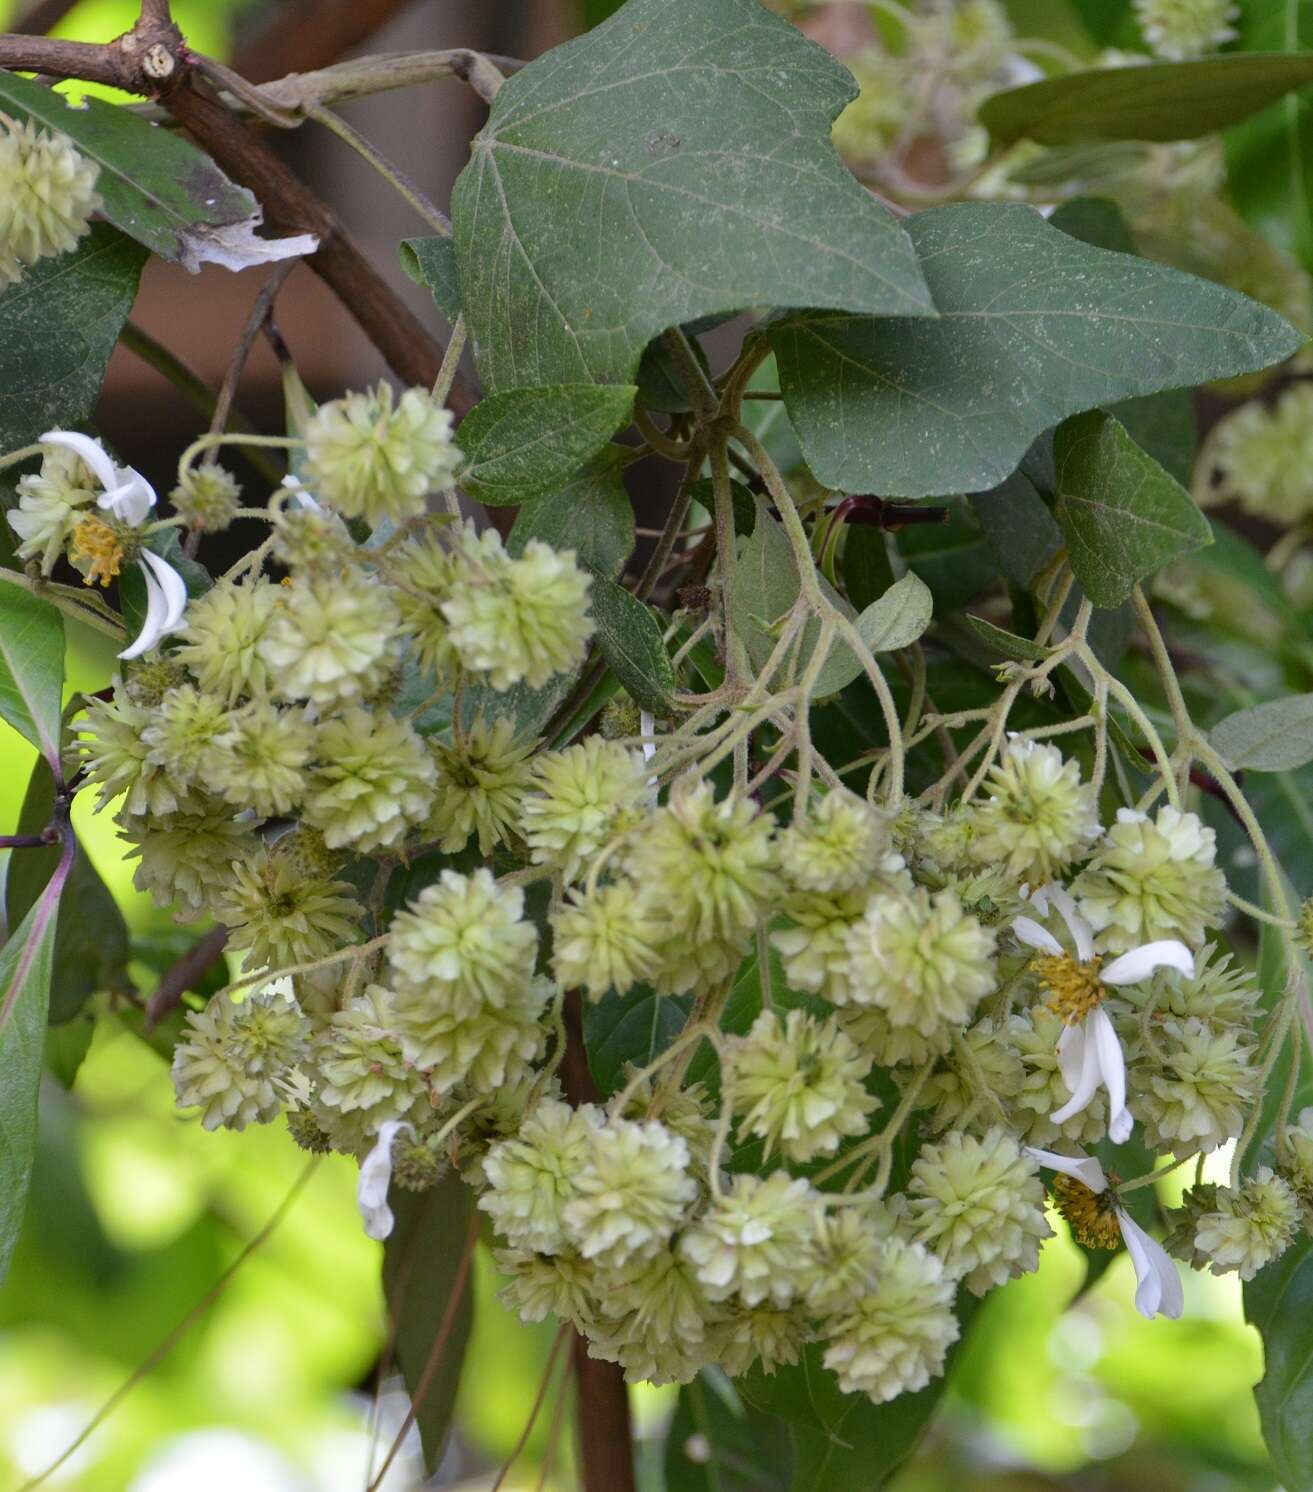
[771,203,1301,498]
[1051,410,1211,608]
[0,69,315,270]
[451,0,932,391]
[0,839,72,1287]
[1225,1,1313,276]
[0,222,146,458]
[0,585,65,769]
[457,384,636,505]
[980,52,1313,146]
[382,1180,477,1474]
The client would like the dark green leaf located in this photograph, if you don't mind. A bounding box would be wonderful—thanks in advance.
[43,1016,92,1090]
[1050,194,1138,254]
[457,385,637,505]
[1225,1,1313,275]
[771,203,1300,498]
[971,465,1062,587]
[896,506,997,614]
[1211,693,1313,771]
[0,69,313,269]
[1246,1234,1313,1489]
[840,527,895,611]
[665,1370,793,1492]
[0,585,64,768]
[589,576,676,713]
[0,223,146,456]
[1067,0,1139,47]
[584,983,691,1096]
[980,53,1313,146]
[459,670,576,744]
[1051,410,1212,608]
[0,846,69,1287]
[509,448,635,579]
[7,757,130,1024]
[400,235,461,321]
[688,477,758,538]
[637,328,714,414]
[382,1180,476,1474]
[962,615,1052,664]
[451,0,932,391]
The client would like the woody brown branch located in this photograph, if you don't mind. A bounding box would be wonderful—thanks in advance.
[233,0,422,85]
[0,16,478,416]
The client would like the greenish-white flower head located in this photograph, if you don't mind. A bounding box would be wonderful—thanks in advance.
[480,1098,604,1255]
[305,382,460,524]
[311,985,427,1150]
[967,739,1101,885]
[590,1246,721,1368]
[1007,1004,1108,1146]
[302,706,435,853]
[172,987,309,1132]
[429,716,536,855]
[777,789,899,895]
[837,1003,953,1070]
[271,501,356,573]
[624,775,779,995]
[172,463,242,532]
[1147,944,1260,1030]
[726,1008,877,1163]
[1206,385,1313,525]
[772,888,874,1008]
[917,1018,1025,1135]
[562,1117,698,1269]
[821,1237,959,1405]
[175,579,281,706]
[523,737,654,881]
[1194,1167,1300,1280]
[496,1246,596,1329]
[441,525,595,690]
[214,849,362,972]
[124,806,255,919]
[1134,0,1238,59]
[680,1171,818,1308]
[1073,806,1227,953]
[140,683,229,790]
[906,1128,1052,1295]
[802,1201,898,1316]
[206,700,316,819]
[0,118,100,285]
[1131,1016,1258,1156]
[844,888,997,1036]
[387,867,539,1016]
[261,571,400,708]
[1281,1107,1313,1207]
[78,692,183,818]
[549,882,664,1000]
[8,442,98,572]
[831,50,912,161]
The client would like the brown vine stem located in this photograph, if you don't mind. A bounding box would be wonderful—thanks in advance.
[559,989,637,1492]
[144,924,228,1031]
[13,0,78,35]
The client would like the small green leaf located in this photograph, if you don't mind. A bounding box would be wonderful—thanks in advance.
[963,614,1053,664]
[382,1180,476,1474]
[771,203,1301,499]
[855,573,933,654]
[1211,694,1313,772]
[0,69,314,269]
[665,1370,793,1492]
[1051,410,1212,608]
[7,757,130,1024]
[0,844,70,1287]
[0,585,64,768]
[0,223,146,455]
[451,0,932,391]
[509,447,635,579]
[688,477,758,538]
[457,385,637,505]
[584,983,691,1096]
[589,576,676,713]
[980,53,1313,146]
[400,235,461,321]
[1246,1234,1313,1490]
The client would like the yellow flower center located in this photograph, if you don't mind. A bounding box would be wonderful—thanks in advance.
[1035,952,1106,1025]
[71,514,126,587]
[1053,1174,1123,1250]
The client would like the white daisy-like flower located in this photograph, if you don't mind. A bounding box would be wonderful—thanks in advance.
[1013,884,1194,1144]
[357,1118,415,1241]
[1026,1146,1184,1320]
[39,429,188,659]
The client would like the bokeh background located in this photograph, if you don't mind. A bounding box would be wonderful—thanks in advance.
[0,0,1283,1488]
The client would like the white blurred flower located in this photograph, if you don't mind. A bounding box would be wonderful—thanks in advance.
[357,1119,414,1241]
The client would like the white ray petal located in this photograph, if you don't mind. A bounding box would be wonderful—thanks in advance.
[140,548,188,631]
[118,565,167,661]
[1090,1006,1130,1140]
[1023,1146,1108,1193]
[1119,1209,1185,1320]
[357,1120,414,1241]
[1051,1020,1103,1126]
[39,429,119,492]
[99,467,157,526]
[1046,883,1095,962]
[1055,1021,1086,1095]
[1012,916,1063,956]
[1102,940,1195,987]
